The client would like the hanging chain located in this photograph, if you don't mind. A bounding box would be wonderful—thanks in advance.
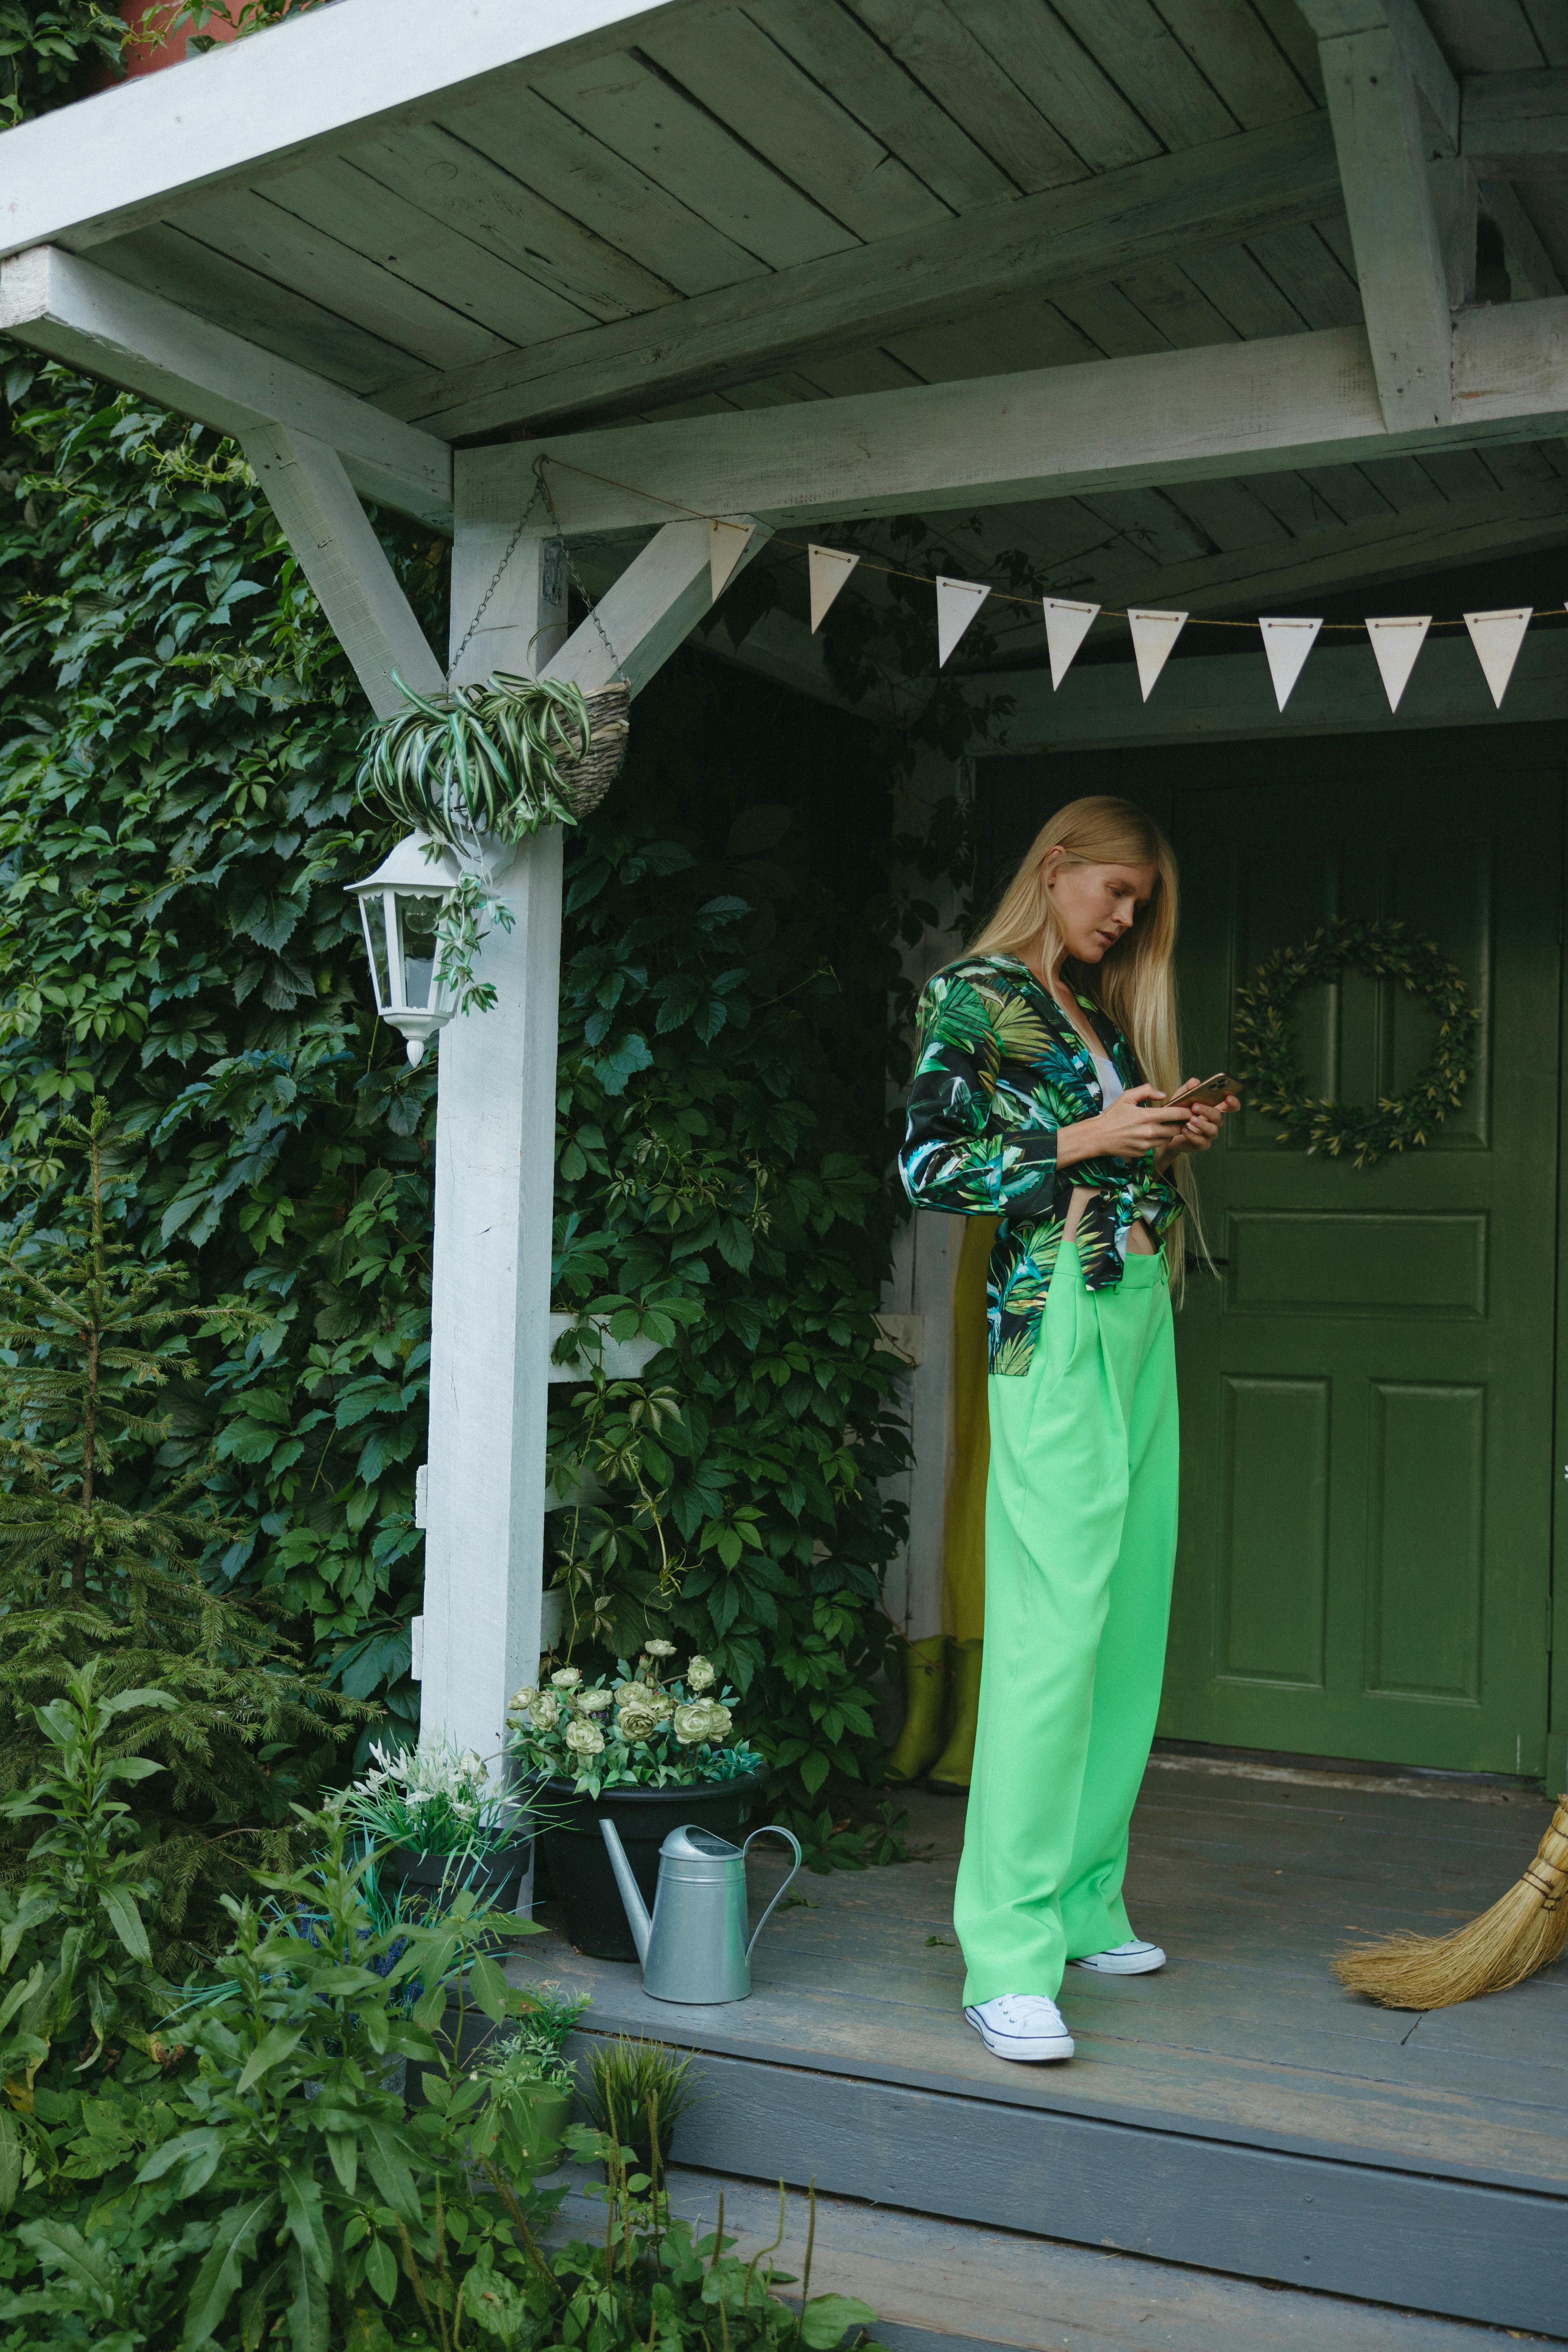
[536,460,623,678]
[444,472,546,685]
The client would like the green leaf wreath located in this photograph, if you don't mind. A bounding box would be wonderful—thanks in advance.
[1233,917,1478,1169]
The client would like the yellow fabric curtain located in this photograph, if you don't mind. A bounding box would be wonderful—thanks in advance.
[942,1214,997,1643]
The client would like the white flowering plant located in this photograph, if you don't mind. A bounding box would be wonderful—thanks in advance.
[506,1644,764,1799]
[343,1732,523,1860]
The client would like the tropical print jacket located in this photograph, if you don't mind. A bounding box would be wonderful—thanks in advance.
[898,954,1184,1375]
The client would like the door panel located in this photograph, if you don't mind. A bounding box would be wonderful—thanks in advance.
[1152,730,1558,1773]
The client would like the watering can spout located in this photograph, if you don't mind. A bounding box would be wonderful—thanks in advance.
[599,1820,651,1962]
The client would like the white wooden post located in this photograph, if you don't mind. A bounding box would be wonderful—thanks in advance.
[416,451,567,1768]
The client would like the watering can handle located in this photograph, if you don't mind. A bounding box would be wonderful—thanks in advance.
[742,1826,805,1960]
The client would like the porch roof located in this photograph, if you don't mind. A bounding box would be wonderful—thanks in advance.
[7,0,1568,709]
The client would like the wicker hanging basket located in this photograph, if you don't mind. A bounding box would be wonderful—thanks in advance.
[555,681,630,818]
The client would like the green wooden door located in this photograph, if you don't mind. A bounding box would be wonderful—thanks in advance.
[1148,729,1560,1774]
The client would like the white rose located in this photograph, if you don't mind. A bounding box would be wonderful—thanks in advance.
[531,1692,561,1732]
[575,1687,614,1715]
[509,1686,539,1715]
[617,1702,662,1743]
[685,1655,716,1693]
[564,1720,605,1758]
[642,1639,677,1659]
[551,1666,582,1690]
[673,1699,733,1747]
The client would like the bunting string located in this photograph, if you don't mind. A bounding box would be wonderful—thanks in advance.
[538,456,1562,714]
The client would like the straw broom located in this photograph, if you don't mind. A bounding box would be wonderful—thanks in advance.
[1333,1794,1568,2009]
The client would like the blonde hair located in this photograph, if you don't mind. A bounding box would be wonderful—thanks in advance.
[968,794,1199,1272]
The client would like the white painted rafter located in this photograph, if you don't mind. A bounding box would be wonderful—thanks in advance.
[0,0,735,258]
[544,516,767,698]
[241,425,443,715]
[1298,0,1456,433]
[0,245,451,523]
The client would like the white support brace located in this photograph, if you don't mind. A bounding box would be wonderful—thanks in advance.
[415,483,761,1769]
[544,516,767,698]
[0,245,451,524]
[241,425,443,716]
[1299,1,1456,432]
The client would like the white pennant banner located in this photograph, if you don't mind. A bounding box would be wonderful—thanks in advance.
[808,545,859,634]
[708,518,755,603]
[1043,596,1100,689]
[1365,615,1432,712]
[936,576,990,668]
[1258,615,1323,712]
[1127,608,1187,702]
[1463,606,1532,707]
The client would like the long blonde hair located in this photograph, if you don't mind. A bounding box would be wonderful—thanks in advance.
[968,794,1199,1270]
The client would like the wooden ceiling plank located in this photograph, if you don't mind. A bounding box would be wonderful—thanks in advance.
[176,187,513,370]
[1160,474,1294,551]
[446,84,768,294]
[940,0,1162,173]
[1463,69,1568,172]
[344,121,684,320]
[1476,434,1567,484]
[1243,222,1362,329]
[1074,485,1215,565]
[1520,0,1568,67]
[1289,462,1398,526]
[1111,257,1242,349]
[1051,280,1174,360]
[1478,180,1566,298]
[1423,0,1545,72]
[1230,465,1357,534]
[1413,446,1510,501]
[0,244,450,522]
[638,10,950,239]
[90,225,423,393]
[798,346,927,395]
[840,0,1088,192]
[375,113,1340,437]
[260,156,599,348]
[1181,242,1311,336]
[1250,0,1327,101]
[881,297,1101,383]
[530,48,857,266]
[1351,453,1449,512]
[1143,0,1318,128]
[745,0,1015,211]
[1047,0,1238,149]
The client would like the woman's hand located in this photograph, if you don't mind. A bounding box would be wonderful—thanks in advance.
[1058,1083,1195,1167]
[1155,1091,1240,1170]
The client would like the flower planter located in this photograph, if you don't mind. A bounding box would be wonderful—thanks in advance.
[384,1833,533,1917]
[534,1770,772,1961]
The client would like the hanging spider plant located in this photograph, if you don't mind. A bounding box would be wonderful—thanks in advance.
[356,670,607,859]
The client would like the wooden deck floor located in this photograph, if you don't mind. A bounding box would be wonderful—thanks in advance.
[524,1763,1568,2337]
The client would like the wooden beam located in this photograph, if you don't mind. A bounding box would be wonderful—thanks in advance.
[0,0,738,258]
[382,114,1342,440]
[0,244,451,524]
[1478,181,1565,299]
[481,317,1568,538]
[241,424,443,715]
[544,516,768,698]
[973,627,1568,751]
[1299,0,1455,431]
[1463,69,1568,176]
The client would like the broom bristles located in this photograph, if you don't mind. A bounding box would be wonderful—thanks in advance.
[1333,1795,1568,2010]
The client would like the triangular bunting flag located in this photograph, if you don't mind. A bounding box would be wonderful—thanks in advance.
[708,518,755,603]
[1258,615,1323,712]
[1044,597,1100,689]
[808,545,859,634]
[1365,615,1432,712]
[1463,606,1532,708]
[1127,608,1187,702]
[936,577,989,668]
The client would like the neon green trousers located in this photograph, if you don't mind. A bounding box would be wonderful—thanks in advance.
[954,1240,1179,2007]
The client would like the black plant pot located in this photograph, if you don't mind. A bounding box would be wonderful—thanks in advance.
[534,1771,772,1961]
[384,1834,533,1916]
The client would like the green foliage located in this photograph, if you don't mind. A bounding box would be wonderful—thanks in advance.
[0,1686,886,2351]
[579,2034,698,2169]
[1233,917,1479,1168]
[0,0,126,127]
[357,672,593,852]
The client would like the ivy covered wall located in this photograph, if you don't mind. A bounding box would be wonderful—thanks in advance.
[0,355,911,1858]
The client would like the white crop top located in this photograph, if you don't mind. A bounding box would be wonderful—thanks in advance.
[1092,1050,1124,1108]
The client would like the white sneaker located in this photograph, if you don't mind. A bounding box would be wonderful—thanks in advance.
[964,1994,1074,2062]
[1068,1939,1166,1975]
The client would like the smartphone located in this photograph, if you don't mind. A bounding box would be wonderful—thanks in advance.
[1165,1072,1240,1108]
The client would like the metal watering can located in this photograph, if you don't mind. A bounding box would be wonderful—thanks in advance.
[600,1819,803,2004]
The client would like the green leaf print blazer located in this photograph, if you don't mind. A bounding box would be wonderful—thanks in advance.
[898,954,1184,1376]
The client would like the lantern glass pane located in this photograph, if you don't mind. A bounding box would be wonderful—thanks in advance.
[360,894,392,1010]
[399,891,441,1010]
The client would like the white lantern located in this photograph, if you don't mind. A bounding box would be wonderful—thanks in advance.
[345,832,462,1065]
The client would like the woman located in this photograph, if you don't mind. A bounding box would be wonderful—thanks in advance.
[898,797,1235,2066]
